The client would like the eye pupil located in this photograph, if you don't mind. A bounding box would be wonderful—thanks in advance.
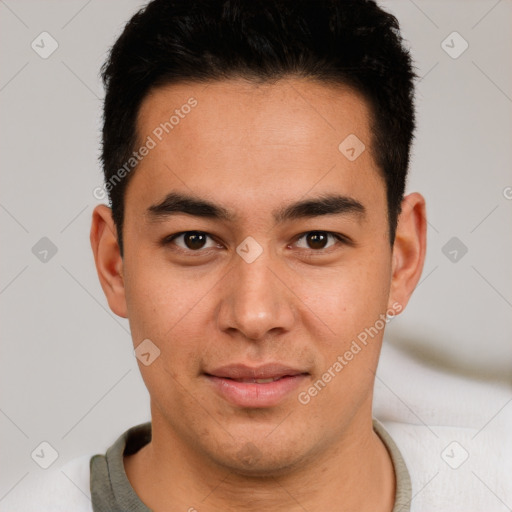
[185,232,206,250]
[307,231,328,249]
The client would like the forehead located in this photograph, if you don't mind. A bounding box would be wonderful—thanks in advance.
[137,77,372,150]
[127,77,384,218]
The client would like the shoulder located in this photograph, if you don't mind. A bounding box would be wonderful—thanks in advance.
[3,453,94,512]
[375,343,512,511]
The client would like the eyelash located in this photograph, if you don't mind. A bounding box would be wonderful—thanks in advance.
[161,230,351,254]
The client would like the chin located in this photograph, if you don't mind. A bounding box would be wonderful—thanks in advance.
[211,439,311,478]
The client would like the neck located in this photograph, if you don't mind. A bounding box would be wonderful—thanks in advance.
[124,400,395,512]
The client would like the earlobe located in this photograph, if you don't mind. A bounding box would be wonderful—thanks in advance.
[388,192,427,312]
[90,205,128,318]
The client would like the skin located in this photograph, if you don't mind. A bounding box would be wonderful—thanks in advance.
[90,77,426,512]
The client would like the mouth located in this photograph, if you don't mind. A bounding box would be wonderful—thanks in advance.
[203,363,310,408]
[220,376,289,384]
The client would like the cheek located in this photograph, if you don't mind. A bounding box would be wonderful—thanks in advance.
[123,262,208,402]
[296,252,392,345]
[122,250,208,352]
[293,256,391,426]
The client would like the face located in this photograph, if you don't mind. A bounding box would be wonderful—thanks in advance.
[92,77,425,476]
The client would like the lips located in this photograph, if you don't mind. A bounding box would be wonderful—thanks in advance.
[204,363,309,408]
[205,363,307,381]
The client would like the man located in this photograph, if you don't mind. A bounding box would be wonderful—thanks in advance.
[88,1,424,510]
[7,0,509,511]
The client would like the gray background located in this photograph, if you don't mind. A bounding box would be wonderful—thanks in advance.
[1,0,511,499]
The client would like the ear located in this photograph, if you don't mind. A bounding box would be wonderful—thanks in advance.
[388,192,427,312]
[90,205,128,318]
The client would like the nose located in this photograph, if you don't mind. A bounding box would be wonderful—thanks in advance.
[216,249,296,342]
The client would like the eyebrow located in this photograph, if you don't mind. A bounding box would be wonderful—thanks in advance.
[147,192,366,223]
[274,194,365,223]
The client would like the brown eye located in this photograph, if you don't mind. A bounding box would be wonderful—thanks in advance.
[294,231,348,255]
[166,231,217,251]
[293,231,346,251]
[305,231,329,249]
[183,232,207,250]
